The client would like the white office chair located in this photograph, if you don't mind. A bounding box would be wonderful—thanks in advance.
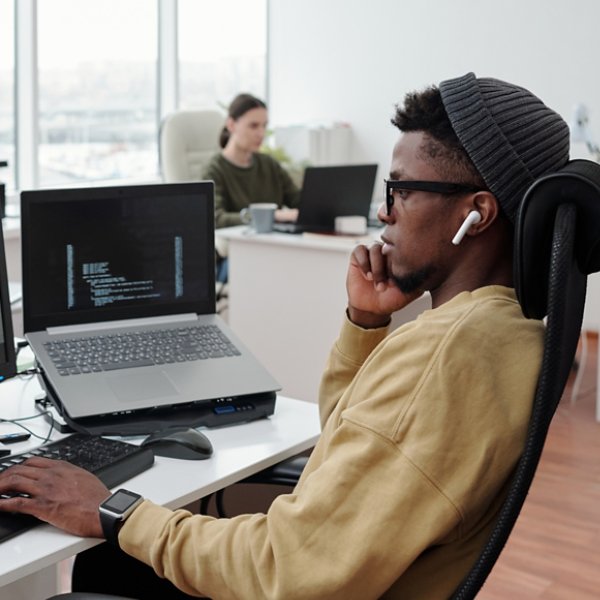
[158,109,225,182]
[159,108,229,307]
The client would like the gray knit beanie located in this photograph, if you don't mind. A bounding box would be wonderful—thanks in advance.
[439,72,570,222]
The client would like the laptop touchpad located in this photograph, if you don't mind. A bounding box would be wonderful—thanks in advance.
[108,371,179,402]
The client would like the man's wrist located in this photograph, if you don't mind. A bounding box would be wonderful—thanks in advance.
[99,489,144,546]
[346,306,391,330]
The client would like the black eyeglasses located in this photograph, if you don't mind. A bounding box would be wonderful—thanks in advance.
[384,179,485,216]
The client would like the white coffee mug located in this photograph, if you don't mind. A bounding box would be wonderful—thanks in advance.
[240,203,277,233]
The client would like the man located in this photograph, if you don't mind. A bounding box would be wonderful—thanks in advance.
[0,73,569,599]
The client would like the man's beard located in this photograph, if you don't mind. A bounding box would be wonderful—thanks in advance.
[392,266,434,294]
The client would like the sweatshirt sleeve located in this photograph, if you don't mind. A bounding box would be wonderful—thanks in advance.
[119,418,459,600]
[318,313,388,427]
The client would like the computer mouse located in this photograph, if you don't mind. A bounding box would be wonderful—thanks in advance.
[141,426,213,460]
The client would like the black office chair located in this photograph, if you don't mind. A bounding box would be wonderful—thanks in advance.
[46,159,600,600]
[451,158,600,598]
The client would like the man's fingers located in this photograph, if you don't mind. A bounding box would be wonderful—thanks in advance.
[19,456,59,468]
[0,458,79,502]
[0,466,42,517]
[351,243,388,282]
[351,244,373,279]
[0,463,41,492]
[367,244,389,287]
[0,493,38,517]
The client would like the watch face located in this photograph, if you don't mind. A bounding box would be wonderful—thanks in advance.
[101,489,142,513]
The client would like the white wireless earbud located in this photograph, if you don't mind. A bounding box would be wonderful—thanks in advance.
[451,210,482,246]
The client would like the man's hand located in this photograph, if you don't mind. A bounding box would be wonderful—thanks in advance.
[347,243,420,328]
[0,457,110,538]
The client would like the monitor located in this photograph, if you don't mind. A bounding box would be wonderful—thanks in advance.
[0,224,16,381]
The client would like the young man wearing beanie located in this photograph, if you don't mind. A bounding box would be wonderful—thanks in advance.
[0,73,570,599]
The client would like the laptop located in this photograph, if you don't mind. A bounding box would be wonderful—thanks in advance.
[273,164,378,234]
[21,182,281,429]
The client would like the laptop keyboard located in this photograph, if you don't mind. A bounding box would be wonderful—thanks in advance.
[0,434,155,543]
[43,324,241,376]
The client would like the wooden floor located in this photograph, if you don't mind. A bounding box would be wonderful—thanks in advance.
[480,332,600,599]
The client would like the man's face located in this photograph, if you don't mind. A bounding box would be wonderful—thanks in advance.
[379,131,465,295]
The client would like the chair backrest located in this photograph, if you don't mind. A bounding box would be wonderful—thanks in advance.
[451,159,600,599]
[159,109,225,182]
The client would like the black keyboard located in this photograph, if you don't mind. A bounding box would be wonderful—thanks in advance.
[0,434,155,543]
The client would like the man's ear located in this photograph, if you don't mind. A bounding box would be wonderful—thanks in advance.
[469,191,499,233]
[451,192,499,245]
[451,210,482,245]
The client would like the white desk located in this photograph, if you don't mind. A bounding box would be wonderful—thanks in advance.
[217,226,431,403]
[0,374,320,599]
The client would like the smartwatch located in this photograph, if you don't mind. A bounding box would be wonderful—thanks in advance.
[99,488,144,546]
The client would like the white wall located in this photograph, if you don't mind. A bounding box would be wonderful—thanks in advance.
[268,0,600,329]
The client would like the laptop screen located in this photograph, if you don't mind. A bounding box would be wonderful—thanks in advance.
[21,182,215,332]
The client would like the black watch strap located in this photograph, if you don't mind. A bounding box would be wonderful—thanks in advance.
[99,509,123,546]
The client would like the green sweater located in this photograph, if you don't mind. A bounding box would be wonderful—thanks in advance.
[202,152,301,228]
[120,286,544,599]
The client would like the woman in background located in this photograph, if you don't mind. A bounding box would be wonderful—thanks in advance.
[202,93,300,228]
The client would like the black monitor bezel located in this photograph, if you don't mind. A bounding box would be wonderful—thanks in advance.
[0,223,17,381]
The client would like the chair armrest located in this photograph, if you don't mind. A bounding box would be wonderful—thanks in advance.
[242,455,308,487]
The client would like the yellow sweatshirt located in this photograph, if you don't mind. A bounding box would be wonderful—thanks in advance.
[120,285,544,599]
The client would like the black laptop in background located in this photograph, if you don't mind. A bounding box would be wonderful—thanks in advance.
[273,164,378,234]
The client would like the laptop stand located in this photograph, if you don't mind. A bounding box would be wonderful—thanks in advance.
[35,369,277,437]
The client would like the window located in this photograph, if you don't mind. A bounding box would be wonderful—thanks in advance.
[0,0,15,191]
[37,0,158,186]
[178,0,267,110]
[7,0,267,192]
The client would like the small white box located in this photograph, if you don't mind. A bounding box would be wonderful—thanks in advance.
[334,215,367,235]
